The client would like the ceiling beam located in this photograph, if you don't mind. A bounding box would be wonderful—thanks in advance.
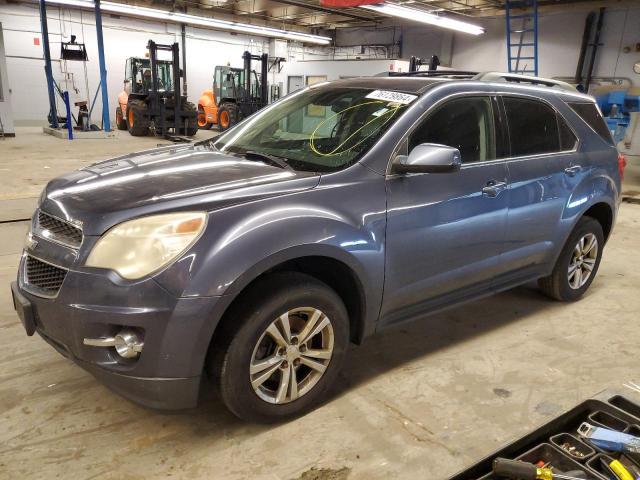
[267,0,375,21]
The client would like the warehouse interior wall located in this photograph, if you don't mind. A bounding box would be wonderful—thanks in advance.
[0,2,272,125]
[1,1,638,126]
[451,5,640,86]
[0,22,15,134]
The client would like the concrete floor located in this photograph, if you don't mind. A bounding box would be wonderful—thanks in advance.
[1,128,640,479]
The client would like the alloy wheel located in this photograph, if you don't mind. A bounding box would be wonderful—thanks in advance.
[568,233,598,289]
[249,307,334,405]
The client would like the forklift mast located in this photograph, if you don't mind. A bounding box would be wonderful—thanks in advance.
[242,51,269,104]
[147,40,184,135]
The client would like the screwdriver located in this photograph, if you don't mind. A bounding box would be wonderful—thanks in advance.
[493,458,586,480]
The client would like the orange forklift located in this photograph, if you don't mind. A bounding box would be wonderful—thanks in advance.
[197,51,269,131]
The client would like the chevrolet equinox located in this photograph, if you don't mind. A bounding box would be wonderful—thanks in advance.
[12,73,624,422]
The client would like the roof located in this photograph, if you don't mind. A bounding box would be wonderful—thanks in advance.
[323,72,593,101]
[324,76,450,94]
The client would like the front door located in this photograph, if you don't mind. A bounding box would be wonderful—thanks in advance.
[381,95,509,326]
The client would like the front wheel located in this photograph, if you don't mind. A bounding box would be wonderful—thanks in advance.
[209,273,349,423]
[217,103,238,131]
[126,99,150,136]
[175,101,198,136]
[538,216,604,301]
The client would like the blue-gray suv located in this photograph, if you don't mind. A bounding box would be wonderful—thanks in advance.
[11,72,625,422]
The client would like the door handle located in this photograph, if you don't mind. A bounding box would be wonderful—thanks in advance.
[564,165,582,176]
[482,181,507,197]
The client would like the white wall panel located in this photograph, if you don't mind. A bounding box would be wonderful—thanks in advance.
[451,6,640,86]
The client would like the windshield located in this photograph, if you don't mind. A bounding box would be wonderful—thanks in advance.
[128,59,173,93]
[212,86,417,172]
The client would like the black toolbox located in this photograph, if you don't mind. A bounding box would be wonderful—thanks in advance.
[448,390,640,479]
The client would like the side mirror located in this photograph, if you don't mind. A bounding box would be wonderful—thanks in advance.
[392,143,462,174]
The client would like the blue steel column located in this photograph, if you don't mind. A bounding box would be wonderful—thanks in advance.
[505,1,511,73]
[533,0,539,76]
[39,0,58,128]
[94,0,111,131]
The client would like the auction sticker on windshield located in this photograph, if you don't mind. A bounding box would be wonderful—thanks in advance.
[366,90,418,105]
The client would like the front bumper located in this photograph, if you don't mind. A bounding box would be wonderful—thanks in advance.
[12,255,223,410]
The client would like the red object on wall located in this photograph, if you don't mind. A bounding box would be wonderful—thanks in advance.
[34,37,40,46]
[320,0,382,7]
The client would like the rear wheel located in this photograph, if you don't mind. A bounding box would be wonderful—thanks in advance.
[115,106,127,130]
[126,99,150,136]
[208,273,349,423]
[197,105,212,130]
[538,216,604,301]
[218,103,238,131]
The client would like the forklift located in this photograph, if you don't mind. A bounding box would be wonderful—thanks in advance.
[116,40,198,138]
[197,51,269,131]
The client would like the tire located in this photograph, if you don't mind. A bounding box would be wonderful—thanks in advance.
[538,216,604,301]
[115,106,128,130]
[126,99,150,136]
[218,103,238,132]
[197,105,212,130]
[208,272,349,423]
[177,101,198,137]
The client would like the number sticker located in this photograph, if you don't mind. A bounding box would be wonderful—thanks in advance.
[366,90,418,105]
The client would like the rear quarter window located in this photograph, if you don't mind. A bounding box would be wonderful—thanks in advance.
[567,102,614,146]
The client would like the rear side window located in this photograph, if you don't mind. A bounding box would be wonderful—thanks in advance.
[567,102,614,145]
[503,97,559,156]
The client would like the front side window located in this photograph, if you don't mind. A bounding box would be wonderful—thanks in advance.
[408,96,496,163]
[213,86,416,172]
[503,97,560,156]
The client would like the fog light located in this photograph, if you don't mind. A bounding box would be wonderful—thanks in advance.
[83,328,144,358]
[114,330,144,358]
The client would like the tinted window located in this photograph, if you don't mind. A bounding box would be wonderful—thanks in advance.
[558,114,578,151]
[503,97,559,156]
[409,97,496,163]
[568,102,614,145]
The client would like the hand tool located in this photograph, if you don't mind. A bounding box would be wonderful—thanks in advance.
[493,458,587,480]
[609,459,635,480]
[578,423,640,454]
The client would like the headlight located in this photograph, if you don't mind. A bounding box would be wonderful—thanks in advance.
[86,212,207,280]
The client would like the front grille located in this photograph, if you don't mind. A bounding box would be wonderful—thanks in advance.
[37,211,83,248]
[24,255,68,297]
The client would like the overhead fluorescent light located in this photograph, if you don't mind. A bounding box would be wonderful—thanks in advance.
[45,0,332,45]
[360,3,485,35]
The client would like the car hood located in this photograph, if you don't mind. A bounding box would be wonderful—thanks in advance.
[40,144,319,235]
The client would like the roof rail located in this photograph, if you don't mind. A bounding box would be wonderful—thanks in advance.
[472,72,577,92]
[378,70,478,78]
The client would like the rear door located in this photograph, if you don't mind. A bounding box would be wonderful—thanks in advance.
[497,95,580,284]
[381,95,510,325]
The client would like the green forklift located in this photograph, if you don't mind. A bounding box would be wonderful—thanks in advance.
[116,40,197,138]
[198,51,269,131]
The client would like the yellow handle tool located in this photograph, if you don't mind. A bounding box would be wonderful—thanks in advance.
[610,460,635,480]
[493,458,586,480]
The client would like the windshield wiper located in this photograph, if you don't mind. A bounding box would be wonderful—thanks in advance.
[243,151,293,170]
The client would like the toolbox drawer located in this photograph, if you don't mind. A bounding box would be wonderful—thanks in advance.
[448,393,640,480]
